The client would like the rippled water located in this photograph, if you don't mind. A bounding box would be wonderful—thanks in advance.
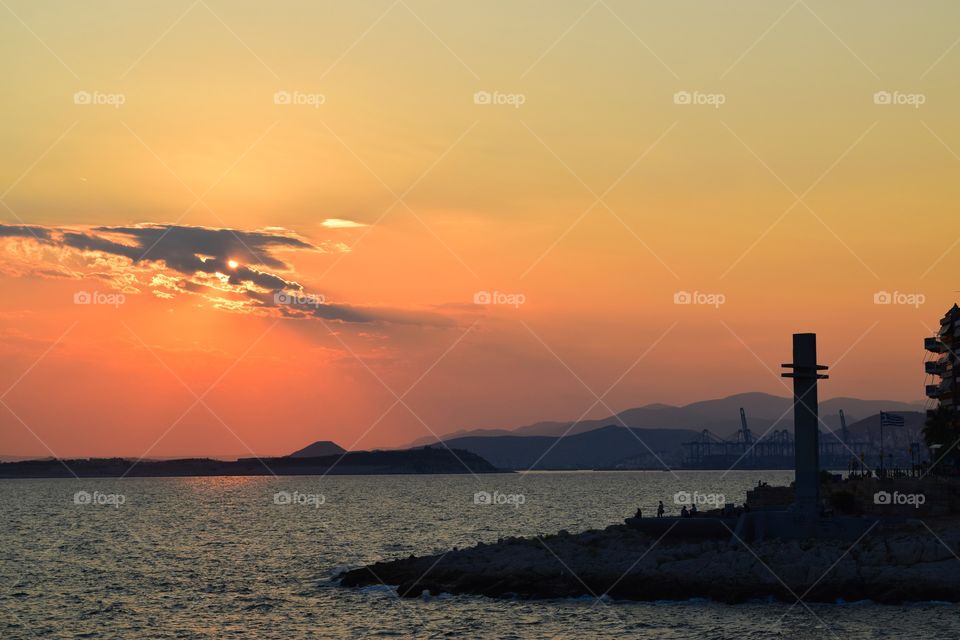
[1,471,957,639]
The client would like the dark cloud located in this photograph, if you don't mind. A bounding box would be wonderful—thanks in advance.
[92,224,312,270]
[245,289,453,326]
[0,223,453,327]
[61,231,142,260]
[5,223,307,290]
[310,305,455,326]
[0,225,52,241]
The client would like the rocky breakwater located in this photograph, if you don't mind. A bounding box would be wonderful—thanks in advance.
[339,519,960,603]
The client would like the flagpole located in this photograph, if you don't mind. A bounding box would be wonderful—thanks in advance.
[879,412,884,478]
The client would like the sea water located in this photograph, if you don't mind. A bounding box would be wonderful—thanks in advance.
[1,471,957,639]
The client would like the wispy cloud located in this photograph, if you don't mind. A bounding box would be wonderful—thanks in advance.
[321,218,368,229]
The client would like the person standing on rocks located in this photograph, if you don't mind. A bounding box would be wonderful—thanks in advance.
[657,501,665,518]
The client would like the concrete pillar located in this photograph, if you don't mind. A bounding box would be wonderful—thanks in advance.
[782,333,828,520]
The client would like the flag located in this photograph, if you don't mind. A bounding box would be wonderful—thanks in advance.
[880,412,905,427]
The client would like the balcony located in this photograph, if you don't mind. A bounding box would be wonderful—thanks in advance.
[926,337,946,353]
[927,384,945,399]
[926,360,948,376]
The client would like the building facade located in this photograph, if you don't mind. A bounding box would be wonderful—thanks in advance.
[925,304,960,416]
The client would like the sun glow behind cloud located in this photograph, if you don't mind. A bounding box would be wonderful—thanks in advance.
[0,223,455,327]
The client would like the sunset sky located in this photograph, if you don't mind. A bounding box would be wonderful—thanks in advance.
[1,1,958,458]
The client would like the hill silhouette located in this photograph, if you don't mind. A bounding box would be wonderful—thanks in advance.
[443,425,696,470]
[289,441,346,458]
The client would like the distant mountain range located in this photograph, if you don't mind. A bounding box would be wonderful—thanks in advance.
[404,392,927,470]
[1,393,927,472]
[408,392,923,445]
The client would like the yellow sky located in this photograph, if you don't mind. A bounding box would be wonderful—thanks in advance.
[0,1,958,457]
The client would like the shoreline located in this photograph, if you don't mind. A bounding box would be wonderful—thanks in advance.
[338,519,960,605]
[0,465,808,478]
[0,470,509,479]
[0,448,502,479]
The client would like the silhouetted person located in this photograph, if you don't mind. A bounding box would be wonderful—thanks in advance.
[634,507,642,519]
[690,503,698,517]
[657,501,665,518]
[680,505,689,518]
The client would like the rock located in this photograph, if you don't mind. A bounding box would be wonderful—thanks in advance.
[336,520,960,604]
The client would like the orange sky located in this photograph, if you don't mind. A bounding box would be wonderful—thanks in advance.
[1,1,957,457]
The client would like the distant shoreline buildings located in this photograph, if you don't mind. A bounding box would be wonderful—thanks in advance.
[682,305,960,472]
[680,415,857,470]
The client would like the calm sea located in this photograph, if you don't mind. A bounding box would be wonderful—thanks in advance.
[1,471,957,639]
